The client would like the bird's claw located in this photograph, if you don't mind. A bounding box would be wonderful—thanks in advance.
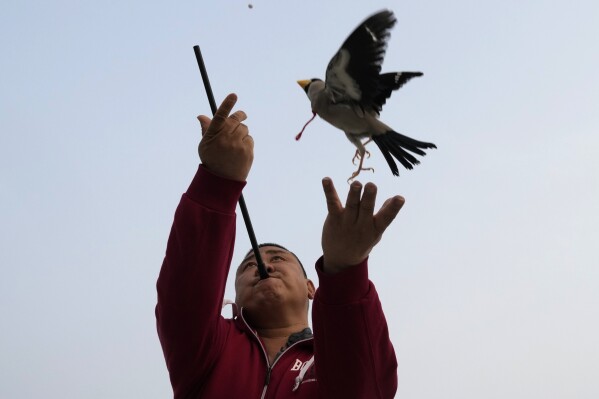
[347,167,375,183]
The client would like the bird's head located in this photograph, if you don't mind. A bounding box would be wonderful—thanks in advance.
[297,78,324,100]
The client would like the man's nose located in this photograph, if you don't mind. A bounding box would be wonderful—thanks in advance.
[256,262,274,275]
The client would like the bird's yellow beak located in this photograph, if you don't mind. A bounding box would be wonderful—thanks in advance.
[297,79,311,89]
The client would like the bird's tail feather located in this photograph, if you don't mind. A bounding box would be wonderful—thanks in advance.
[372,131,437,176]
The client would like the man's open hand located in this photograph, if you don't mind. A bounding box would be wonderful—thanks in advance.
[321,178,405,274]
[198,93,254,181]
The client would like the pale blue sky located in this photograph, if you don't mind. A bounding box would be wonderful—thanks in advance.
[1,1,598,398]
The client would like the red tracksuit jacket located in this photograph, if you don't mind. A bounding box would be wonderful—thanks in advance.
[156,165,398,398]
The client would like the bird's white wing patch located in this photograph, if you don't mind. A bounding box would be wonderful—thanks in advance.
[364,25,378,42]
[326,49,362,102]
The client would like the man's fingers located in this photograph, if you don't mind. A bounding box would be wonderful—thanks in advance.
[345,181,362,219]
[358,182,377,219]
[322,177,342,214]
[242,134,254,148]
[229,110,247,124]
[197,115,211,136]
[374,195,405,233]
[210,93,238,129]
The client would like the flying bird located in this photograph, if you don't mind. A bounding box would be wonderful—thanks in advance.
[296,10,436,181]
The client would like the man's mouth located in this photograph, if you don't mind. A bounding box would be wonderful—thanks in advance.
[255,276,277,286]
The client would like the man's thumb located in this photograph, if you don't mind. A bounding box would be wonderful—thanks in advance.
[197,115,211,136]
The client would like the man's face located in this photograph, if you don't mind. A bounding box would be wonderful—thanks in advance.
[234,246,315,314]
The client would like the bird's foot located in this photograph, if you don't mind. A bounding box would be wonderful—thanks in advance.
[352,149,371,165]
[347,166,375,183]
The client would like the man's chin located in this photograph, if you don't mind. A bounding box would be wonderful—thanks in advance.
[244,295,285,319]
[252,283,286,305]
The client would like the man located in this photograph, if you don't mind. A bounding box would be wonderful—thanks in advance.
[156,94,405,398]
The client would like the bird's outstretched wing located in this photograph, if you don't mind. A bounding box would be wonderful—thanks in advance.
[325,10,396,110]
[370,71,423,115]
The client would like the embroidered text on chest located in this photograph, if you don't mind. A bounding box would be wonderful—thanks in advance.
[291,359,307,371]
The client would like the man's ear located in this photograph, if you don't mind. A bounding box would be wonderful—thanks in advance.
[306,279,316,300]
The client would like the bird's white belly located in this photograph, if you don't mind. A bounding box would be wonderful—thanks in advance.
[315,102,370,134]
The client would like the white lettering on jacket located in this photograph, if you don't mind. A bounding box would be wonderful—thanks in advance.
[291,359,303,371]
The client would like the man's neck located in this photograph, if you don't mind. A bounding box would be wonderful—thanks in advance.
[256,323,310,364]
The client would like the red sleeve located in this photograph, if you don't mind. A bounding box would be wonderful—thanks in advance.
[155,165,245,397]
[312,257,398,399]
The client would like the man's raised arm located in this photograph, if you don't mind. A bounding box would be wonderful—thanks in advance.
[155,94,254,397]
[313,178,404,398]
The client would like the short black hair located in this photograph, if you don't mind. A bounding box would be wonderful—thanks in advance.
[242,243,307,278]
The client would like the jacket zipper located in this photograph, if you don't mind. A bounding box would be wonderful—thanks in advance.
[239,310,313,398]
[259,338,313,399]
[260,368,270,399]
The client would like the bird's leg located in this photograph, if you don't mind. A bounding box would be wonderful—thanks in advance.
[352,148,371,165]
[352,137,373,164]
[347,149,375,183]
